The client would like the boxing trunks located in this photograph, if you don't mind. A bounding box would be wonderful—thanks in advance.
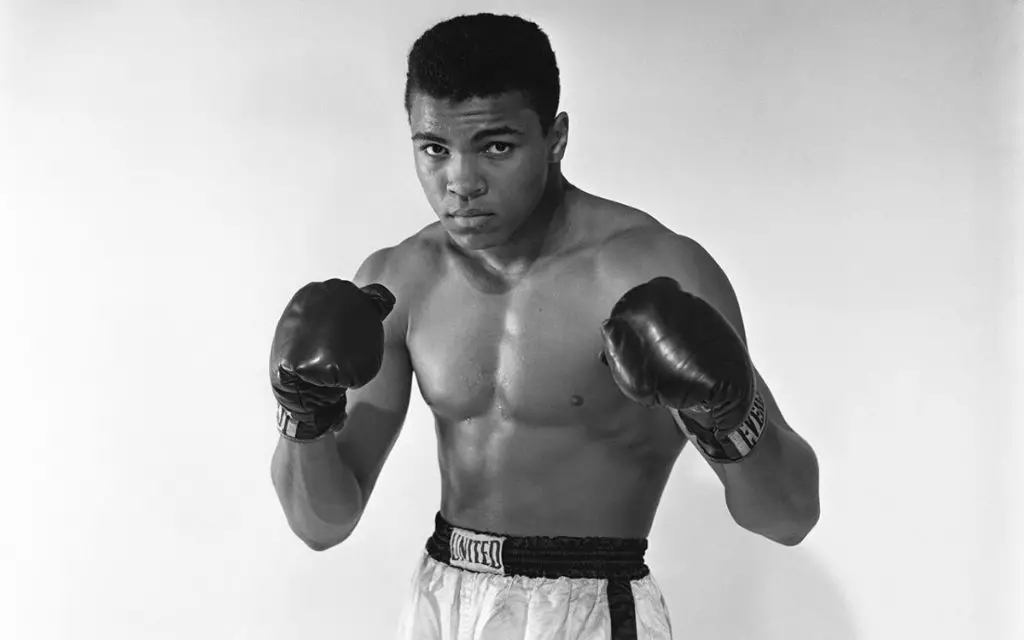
[396,513,673,639]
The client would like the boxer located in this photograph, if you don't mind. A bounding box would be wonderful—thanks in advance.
[270,13,820,640]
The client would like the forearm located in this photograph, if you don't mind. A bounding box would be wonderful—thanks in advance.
[271,435,364,551]
[714,419,820,545]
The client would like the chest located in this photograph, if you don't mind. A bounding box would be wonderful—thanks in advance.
[407,259,630,427]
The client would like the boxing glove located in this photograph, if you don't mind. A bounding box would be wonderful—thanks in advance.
[270,279,396,442]
[599,276,767,462]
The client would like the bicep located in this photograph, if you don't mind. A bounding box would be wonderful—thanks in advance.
[670,236,796,428]
[333,247,415,504]
[335,339,413,504]
[662,237,798,474]
[670,234,748,344]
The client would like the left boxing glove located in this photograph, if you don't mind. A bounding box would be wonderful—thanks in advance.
[599,276,767,462]
[269,279,395,442]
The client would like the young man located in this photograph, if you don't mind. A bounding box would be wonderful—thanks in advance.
[270,13,820,640]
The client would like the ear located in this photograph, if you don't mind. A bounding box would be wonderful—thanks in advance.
[548,112,569,163]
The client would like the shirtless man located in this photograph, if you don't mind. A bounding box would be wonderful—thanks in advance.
[270,13,820,640]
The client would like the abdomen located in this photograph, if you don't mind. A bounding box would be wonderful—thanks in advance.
[435,403,685,538]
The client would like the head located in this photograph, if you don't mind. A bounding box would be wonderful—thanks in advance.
[404,13,569,251]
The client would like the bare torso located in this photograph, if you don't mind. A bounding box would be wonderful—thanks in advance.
[395,190,690,538]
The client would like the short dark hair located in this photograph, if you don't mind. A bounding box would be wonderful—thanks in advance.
[404,13,561,134]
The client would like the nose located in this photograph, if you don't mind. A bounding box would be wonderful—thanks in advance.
[446,155,486,200]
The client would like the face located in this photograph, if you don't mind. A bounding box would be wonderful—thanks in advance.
[408,91,566,251]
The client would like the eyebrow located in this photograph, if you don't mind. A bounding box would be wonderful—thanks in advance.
[411,125,525,144]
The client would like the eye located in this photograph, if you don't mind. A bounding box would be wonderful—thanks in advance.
[421,144,448,158]
[485,142,515,156]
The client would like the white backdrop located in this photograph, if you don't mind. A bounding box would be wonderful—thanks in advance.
[1,1,1021,638]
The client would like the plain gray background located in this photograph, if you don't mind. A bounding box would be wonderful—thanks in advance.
[2,0,1021,638]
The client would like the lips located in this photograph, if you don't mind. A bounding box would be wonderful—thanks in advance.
[448,209,492,218]
[447,210,493,232]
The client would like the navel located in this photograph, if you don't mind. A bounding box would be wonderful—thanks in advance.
[570,394,584,407]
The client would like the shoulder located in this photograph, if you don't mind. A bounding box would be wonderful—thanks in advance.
[592,204,703,286]
[353,222,444,286]
[352,222,445,336]
[596,212,747,342]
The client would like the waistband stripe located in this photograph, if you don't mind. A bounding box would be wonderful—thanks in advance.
[426,512,650,580]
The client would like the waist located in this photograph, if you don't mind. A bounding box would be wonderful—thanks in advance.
[425,512,650,580]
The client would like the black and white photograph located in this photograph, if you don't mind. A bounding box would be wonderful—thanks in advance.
[2,1,1021,638]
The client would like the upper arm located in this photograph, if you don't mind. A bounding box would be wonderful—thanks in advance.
[661,233,748,345]
[657,234,797,476]
[334,246,414,506]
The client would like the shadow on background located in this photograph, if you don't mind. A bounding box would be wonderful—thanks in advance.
[650,472,857,640]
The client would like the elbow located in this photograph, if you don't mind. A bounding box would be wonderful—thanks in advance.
[293,520,357,552]
[292,505,361,551]
[300,533,348,552]
[769,499,820,547]
[301,537,333,552]
[270,460,363,552]
[773,452,821,547]
[771,522,815,547]
[274,497,360,553]
[733,494,820,547]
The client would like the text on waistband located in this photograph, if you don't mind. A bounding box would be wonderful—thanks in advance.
[449,527,506,575]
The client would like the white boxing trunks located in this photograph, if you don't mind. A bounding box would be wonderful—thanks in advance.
[396,513,673,639]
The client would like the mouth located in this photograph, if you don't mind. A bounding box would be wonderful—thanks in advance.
[447,209,492,218]
[446,209,494,232]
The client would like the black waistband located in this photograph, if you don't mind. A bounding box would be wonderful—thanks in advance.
[425,512,650,580]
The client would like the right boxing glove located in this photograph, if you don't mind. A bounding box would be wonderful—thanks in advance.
[269,279,396,442]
